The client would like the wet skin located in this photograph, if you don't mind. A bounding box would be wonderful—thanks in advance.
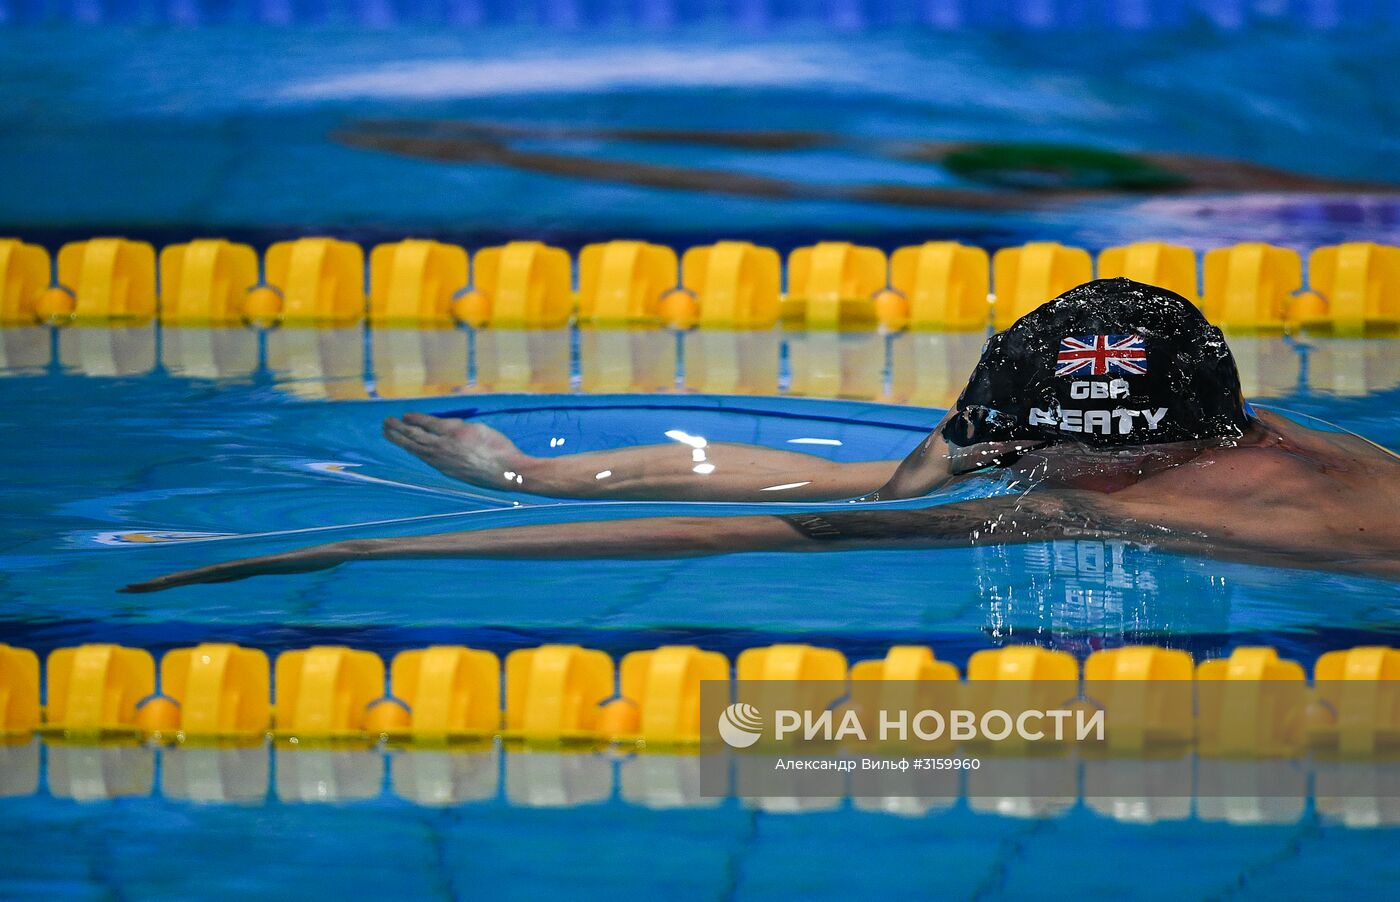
[122,409,1400,593]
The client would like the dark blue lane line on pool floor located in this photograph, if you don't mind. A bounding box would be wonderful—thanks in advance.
[2,617,1396,672]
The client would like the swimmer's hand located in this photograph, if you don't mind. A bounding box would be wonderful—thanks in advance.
[384,413,529,489]
[947,440,1050,475]
[119,546,349,593]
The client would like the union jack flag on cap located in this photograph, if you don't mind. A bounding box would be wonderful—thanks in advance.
[1055,334,1148,377]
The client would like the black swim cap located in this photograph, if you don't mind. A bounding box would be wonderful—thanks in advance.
[944,278,1251,451]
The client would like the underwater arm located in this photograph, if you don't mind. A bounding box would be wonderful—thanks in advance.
[120,515,811,592]
[120,493,1125,593]
[779,491,1126,545]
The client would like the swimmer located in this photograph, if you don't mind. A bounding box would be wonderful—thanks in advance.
[123,278,1400,592]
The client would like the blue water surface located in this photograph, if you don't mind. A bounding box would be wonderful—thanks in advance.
[3,760,1400,901]
[2,363,1397,663]
[3,23,1400,252]
[4,13,1400,900]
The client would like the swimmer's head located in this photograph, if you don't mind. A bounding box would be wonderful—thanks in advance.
[944,278,1251,463]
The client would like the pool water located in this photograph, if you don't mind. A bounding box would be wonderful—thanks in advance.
[4,12,1400,900]
[4,771,1398,899]
[2,363,1398,659]
[3,767,1400,899]
[4,24,1400,252]
[1,332,1399,899]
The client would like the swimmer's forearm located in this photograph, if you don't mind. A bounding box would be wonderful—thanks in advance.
[334,515,811,560]
[117,499,1119,593]
[517,444,898,502]
[322,494,1101,563]
[119,515,811,592]
[861,414,962,502]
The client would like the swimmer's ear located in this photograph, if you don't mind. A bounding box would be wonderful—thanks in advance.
[947,440,1049,475]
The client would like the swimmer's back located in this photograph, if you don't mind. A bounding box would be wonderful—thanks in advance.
[1104,412,1400,573]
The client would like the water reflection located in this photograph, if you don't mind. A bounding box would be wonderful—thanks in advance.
[887,331,986,407]
[1228,336,1302,398]
[0,739,40,798]
[163,743,269,804]
[851,794,956,818]
[975,540,1233,652]
[162,326,259,380]
[274,745,383,803]
[1305,338,1400,396]
[46,742,155,801]
[966,756,1077,819]
[1195,759,1308,825]
[682,330,780,394]
[370,327,468,398]
[57,325,156,376]
[736,754,842,812]
[504,748,612,808]
[786,331,884,400]
[1082,757,1193,823]
[579,329,676,393]
[391,746,498,806]
[266,327,369,400]
[849,764,958,816]
[619,752,719,810]
[1315,761,1400,828]
[0,741,1393,826]
[8,323,1397,405]
[0,327,50,373]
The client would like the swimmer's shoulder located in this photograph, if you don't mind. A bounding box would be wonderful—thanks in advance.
[1252,409,1400,471]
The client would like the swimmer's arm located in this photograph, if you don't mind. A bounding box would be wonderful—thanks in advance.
[385,414,900,502]
[863,413,1052,502]
[860,423,955,501]
[518,442,903,502]
[120,494,1123,592]
[120,516,813,591]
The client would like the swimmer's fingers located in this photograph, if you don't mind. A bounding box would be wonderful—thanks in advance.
[384,417,435,450]
[402,412,458,434]
[383,416,418,438]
